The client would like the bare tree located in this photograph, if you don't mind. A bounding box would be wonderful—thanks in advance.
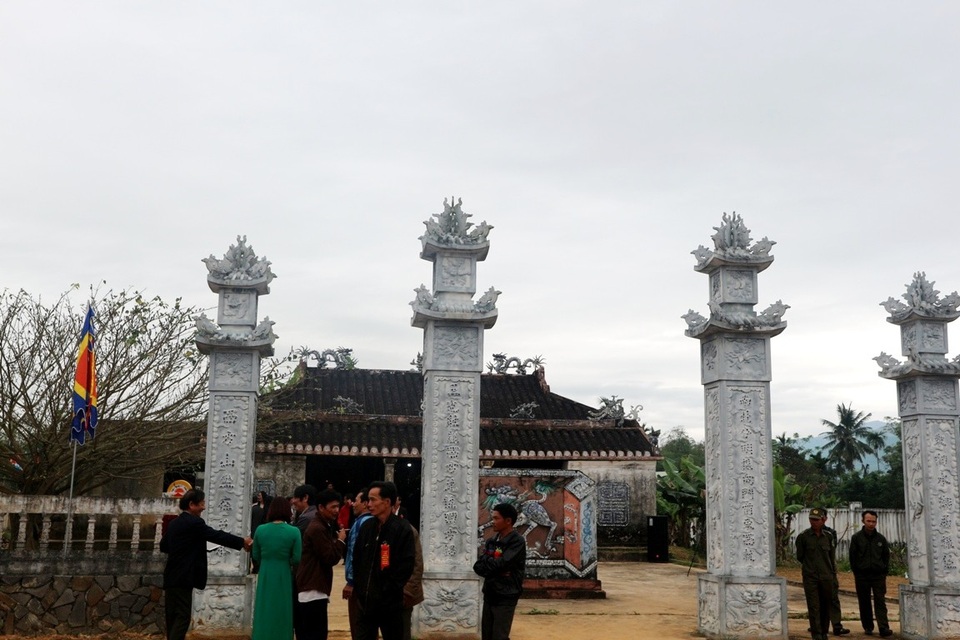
[0,286,209,496]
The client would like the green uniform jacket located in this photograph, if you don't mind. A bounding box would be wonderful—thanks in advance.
[796,527,836,580]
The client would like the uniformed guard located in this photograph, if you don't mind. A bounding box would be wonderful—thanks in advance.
[796,507,839,640]
[822,513,850,636]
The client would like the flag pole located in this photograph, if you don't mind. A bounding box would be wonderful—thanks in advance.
[64,440,78,556]
[65,302,96,557]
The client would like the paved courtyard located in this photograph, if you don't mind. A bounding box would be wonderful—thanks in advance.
[315,562,899,640]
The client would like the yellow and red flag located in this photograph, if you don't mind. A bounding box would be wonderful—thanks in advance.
[70,305,98,445]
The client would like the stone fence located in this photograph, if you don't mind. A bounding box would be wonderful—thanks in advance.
[0,494,178,635]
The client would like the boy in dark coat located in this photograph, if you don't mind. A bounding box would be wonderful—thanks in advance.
[473,503,526,640]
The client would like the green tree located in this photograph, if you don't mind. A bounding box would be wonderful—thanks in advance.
[0,286,208,496]
[819,403,885,475]
[657,455,705,548]
[657,426,705,472]
[772,432,829,505]
[773,464,807,564]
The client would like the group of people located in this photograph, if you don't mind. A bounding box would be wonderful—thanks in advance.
[160,482,527,640]
[796,508,893,640]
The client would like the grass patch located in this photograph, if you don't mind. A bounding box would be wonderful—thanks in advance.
[667,544,707,568]
[524,608,560,615]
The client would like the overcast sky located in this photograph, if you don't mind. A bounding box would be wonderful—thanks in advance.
[3,3,958,442]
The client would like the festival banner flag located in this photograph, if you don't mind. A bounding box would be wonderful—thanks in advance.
[70,305,98,445]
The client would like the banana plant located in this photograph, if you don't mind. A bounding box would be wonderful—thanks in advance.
[773,464,807,563]
[657,455,706,548]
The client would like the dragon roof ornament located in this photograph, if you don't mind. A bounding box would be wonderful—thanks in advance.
[409,284,501,316]
[682,299,790,337]
[202,235,275,293]
[486,353,544,375]
[194,313,277,355]
[691,212,776,271]
[880,272,960,323]
[420,197,493,247]
[874,350,960,378]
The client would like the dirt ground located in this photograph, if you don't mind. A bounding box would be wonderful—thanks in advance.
[26,562,903,640]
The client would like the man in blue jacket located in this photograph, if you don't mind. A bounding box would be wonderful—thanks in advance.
[160,489,252,640]
[473,503,526,640]
[342,488,372,639]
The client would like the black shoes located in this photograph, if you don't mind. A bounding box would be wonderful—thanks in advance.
[879,630,893,638]
[864,631,873,636]
[833,627,851,636]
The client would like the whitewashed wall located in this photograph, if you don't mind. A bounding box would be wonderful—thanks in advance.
[790,507,905,560]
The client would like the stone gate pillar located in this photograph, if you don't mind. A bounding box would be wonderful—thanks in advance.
[684,213,788,639]
[876,272,960,639]
[193,236,277,634]
[411,199,498,639]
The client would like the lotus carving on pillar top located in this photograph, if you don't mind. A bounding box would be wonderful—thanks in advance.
[202,235,275,292]
[420,197,493,246]
[691,212,777,269]
[881,272,960,322]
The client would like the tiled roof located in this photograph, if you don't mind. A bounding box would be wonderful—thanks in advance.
[258,367,657,460]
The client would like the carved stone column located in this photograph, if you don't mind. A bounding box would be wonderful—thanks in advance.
[684,214,788,639]
[876,273,960,639]
[193,236,277,634]
[411,199,497,639]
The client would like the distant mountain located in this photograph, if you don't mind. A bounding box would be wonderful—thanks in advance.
[792,421,897,473]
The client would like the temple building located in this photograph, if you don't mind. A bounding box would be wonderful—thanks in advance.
[253,356,659,541]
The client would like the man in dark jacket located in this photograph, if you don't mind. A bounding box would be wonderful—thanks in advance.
[796,507,838,640]
[160,489,251,640]
[850,510,892,637]
[473,503,526,640]
[296,488,347,640]
[293,484,319,535]
[352,481,415,640]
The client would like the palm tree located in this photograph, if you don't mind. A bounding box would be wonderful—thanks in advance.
[819,403,884,475]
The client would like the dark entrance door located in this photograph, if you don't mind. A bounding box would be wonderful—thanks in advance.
[306,455,385,502]
[304,455,423,530]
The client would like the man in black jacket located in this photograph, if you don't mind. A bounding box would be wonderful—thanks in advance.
[850,510,892,637]
[160,489,252,640]
[352,481,415,640]
[473,503,526,640]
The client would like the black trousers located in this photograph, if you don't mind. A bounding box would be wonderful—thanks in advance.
[294,598,329,640]
[855,575,890,632]
[481,600,518,640]
[164,587,193,640]
[355,602,404,640]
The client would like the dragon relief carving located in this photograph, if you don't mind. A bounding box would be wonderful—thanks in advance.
[420,582,476,631]
[726,585,781,632]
